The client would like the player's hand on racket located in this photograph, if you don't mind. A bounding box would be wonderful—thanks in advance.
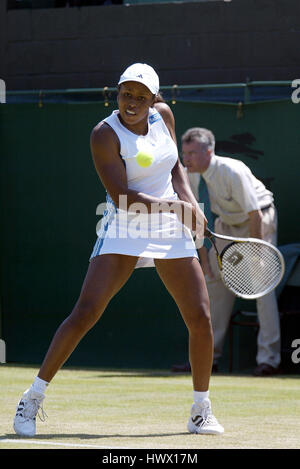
[180,201,207,243]
[193,204,207,249]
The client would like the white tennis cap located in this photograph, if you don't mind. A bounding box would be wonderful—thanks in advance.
[118,63,159,95]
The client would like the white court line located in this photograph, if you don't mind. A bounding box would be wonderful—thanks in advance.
[0,439,131,449]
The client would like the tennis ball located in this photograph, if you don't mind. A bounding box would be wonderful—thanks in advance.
[136,151,154,168]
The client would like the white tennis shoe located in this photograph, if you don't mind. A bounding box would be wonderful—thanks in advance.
[13,388,47,437]
[187,398,224,435]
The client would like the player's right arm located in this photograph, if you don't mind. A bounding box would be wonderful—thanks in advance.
[91,122,173,211]
[90,122,130,208]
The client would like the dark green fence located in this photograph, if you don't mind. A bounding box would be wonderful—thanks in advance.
[1,82,299,370]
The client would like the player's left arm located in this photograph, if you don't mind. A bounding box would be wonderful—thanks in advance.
[154,101,207,235]
[153,102,194,202]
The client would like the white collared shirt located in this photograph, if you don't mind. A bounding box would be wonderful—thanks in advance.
[201,154,274,225]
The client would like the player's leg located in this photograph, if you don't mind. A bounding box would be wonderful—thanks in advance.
[155,256,212,390]
[154,256,224,434]
[38,254,138,382]
[206,246,236,368]
[13,253,138,436]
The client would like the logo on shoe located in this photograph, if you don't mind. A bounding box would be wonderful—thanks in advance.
[16,400,25,418]
[191,415,204,426]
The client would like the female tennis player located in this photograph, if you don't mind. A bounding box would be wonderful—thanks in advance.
[13,63,224,436]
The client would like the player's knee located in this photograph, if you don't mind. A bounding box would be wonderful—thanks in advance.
[70,300,103,330]
[188,303,212,335]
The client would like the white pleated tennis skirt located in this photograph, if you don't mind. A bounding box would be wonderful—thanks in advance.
[90,197,199,268]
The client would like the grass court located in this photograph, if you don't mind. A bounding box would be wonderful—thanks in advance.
[0,364,299,450]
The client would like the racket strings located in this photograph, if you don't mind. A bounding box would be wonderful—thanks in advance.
[221,242,283,298]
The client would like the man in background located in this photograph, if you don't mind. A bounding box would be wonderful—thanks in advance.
[178,127,281,377]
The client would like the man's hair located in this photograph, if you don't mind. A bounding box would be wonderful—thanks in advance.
[181,127,215,151]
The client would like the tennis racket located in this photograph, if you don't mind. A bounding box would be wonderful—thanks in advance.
[205,228,285,299]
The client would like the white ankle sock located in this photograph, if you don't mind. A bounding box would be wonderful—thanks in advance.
[193,390,209,404]
[32,376,48,395]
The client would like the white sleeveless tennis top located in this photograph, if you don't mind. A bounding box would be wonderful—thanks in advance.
[90,107,198,268]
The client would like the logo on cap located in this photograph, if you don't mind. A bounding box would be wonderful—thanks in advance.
[118,63,159,95]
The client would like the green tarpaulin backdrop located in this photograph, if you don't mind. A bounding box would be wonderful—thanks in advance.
[1,98,299,369]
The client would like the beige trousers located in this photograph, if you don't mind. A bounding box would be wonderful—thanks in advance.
[206,205,281,368]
